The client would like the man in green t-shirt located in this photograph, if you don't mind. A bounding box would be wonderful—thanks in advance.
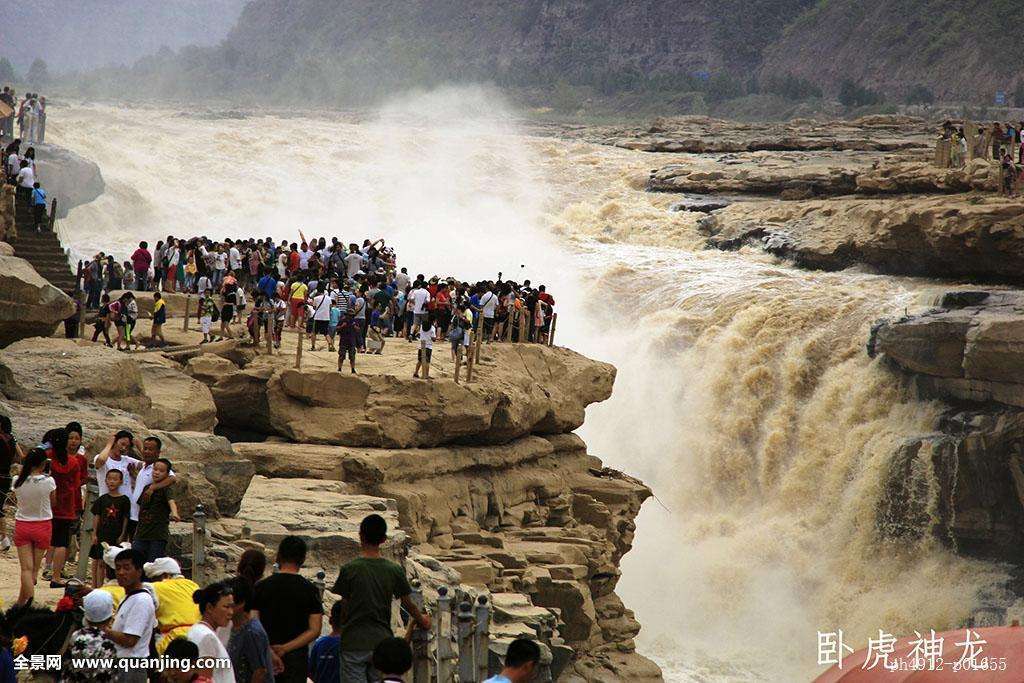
[331,514,431,682]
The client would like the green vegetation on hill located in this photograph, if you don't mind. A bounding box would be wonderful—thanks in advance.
[33,0,1024,114]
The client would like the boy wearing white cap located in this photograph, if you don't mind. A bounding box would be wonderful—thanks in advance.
[62,590,117,682]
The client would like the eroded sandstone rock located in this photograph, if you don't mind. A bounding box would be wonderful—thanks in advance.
[0,256,75,347]
[196,344,614,447]
[702,195,1024,282]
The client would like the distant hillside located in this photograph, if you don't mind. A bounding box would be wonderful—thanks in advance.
[0,0,247,72]
[47,0,1024,109]
[760,0,1022,102]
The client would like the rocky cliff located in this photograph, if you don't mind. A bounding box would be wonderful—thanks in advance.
[0,336,659,681]
[870,291,1024,567]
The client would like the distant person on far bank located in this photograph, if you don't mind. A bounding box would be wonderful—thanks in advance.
[483,638,542,683]
[331,514,430,682]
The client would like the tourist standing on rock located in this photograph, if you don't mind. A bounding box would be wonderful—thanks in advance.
[336,310,359,374]
[187,581,236,683]
[130,438,177,552]
[0,415,26,552]
[220,276,238,339]
[153,241,166,293]
[105,548,157,681]
[309,283,334,352]
[130,243,152,292]
[92,293,114,346]
[132,456,179,562]
[331,514,430,682]
[226,576,274,683]
[86,255,104,309]
[94,431,142,500]
[253,536,323,683]
[41,427,83,588]
[152,292,167,346]
[483,638,541,683]
[90,468,130,588]
[124,291,141,350]
[11,448,55,606]
[413,313,435,379]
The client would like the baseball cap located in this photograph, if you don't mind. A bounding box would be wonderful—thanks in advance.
[83,590,114,623]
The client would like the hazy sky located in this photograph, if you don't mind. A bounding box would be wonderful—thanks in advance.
[0,0,248,72]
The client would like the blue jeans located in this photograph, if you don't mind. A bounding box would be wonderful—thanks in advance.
[132,538,167,563]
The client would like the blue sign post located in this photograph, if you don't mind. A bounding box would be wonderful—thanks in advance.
[996,90,1007,106]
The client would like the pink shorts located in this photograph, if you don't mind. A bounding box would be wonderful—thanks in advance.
[14,519,52,549]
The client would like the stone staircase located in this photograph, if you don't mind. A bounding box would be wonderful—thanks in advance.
[8,196,77,295]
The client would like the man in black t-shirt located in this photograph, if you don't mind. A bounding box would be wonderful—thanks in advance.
[253,536,324,683]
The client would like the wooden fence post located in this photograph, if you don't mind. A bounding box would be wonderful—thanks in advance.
[548,312,557,347]
[474,312,484,365]
[516,307,526,343]
[182,295,191,331]
[466,328,475,383]
[454,343,463,384]
[295,313,305,369]
[48,198,57,233]
[265,308,273,355]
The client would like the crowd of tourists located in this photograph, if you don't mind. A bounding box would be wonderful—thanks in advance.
[4,137,49,231]
[83,233,556,373]
[938,119,1024,195]
[0,420,541,681]
[0,86,46,145]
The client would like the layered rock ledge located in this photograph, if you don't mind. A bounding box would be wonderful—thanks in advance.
[0,334,658,681]
[699,194,1024,282]
[870,292,1024,568]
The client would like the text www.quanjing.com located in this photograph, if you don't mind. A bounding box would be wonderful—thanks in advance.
[68,657,232,672]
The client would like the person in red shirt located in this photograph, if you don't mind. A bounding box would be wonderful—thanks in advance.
[130,241,152,291]
[40,427,83,588]
[288,244,300,274]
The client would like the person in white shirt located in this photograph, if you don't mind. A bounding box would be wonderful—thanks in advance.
[106,548,158,678]
[479,287,498,341]
[6,151,20,179]
[309,285,334,352]
[345,246,363,279]
[394,268,411,293]
[12,448,56,606]
[413,314,435,379]
[410,283,430,335]
[276,252,288,279]
[94,431,142,497]
[128,436,177,532]
[187,581,236,683]
[299,245,315,270]
[228,245,242,272]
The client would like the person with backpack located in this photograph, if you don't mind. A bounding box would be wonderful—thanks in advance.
[91,293,114,347]
[219,275,238,339]
[309,283,334,352]
[110,294,128,350]
[105,548,157,681]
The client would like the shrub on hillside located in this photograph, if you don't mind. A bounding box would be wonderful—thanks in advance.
[838,79,884,107]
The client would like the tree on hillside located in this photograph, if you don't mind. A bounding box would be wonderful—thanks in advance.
[0,58,17,85]
[838,79,883,107]
[26,58,51,86]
